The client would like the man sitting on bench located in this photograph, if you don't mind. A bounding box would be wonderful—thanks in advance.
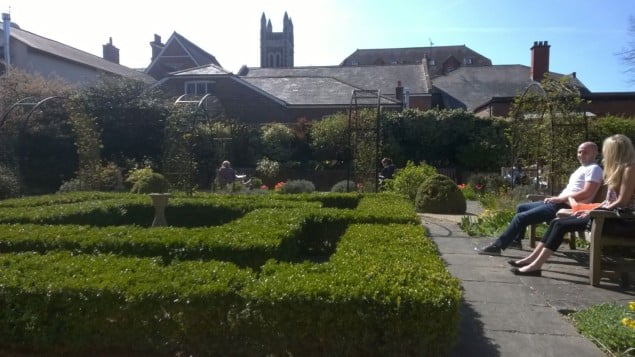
[476,142,603,255]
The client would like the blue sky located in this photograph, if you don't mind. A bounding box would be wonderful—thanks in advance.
[1,0,633,92]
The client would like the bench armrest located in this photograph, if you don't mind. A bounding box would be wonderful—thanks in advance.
[588,210,620,219]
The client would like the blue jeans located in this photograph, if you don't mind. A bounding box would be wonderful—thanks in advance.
[541,215,589,251]
[494,201,569,249]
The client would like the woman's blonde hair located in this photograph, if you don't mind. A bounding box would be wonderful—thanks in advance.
[602,134,635,190]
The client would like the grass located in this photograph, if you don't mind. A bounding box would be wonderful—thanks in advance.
[570,303,635,356]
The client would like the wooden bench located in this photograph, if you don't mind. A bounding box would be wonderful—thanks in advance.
[585,210,635,286]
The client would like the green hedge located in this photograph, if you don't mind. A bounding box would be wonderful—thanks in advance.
[0,192,460,355]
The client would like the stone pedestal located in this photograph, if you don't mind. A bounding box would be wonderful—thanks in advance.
[149,193,170,227]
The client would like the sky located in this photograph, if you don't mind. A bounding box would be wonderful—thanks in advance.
[1,0,634,92]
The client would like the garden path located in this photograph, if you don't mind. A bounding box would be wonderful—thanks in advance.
[419,201,634,356]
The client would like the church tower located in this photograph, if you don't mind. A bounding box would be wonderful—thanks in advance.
[260,12,294,68]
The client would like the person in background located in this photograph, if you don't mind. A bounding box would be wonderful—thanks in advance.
[509,134,635,276]
[217,160,243,188]
[379,158,396,181]
[476,142,603,255]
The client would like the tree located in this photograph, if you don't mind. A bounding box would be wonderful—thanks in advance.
[0,68,76,193]
[72,75,169,167]
[620,16,635,85]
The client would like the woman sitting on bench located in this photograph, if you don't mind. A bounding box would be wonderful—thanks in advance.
[509,134,635,277]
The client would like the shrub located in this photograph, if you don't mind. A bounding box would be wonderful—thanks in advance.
[256,157,281,184]
[331,180,357,192]
[277,179,315,194]
[415,174,466,214]
[387,161,437,201]
[130,173,170,194]
[0,165,19,199]
[125,166,155,187]
[57,178,91,193]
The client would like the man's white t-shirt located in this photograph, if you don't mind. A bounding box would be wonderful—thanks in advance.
[559,164,603,203]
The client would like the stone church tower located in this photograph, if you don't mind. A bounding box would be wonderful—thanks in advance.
[260,12,294,68]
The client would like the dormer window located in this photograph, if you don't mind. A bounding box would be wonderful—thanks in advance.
[185,81,215,95]
[428,58,436,66]
[464,58,473,65]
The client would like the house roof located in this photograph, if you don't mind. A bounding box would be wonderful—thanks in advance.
[241,64,431,97]
[242,76,400,106]
[1,23,155,84]
[170,63,231,76]
[431,65,589,111]
[144,32,221,78]
[340,45,492,70]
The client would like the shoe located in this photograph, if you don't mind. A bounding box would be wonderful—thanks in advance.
[476,244,501,256]
[510,268,541,277]
[507,259,528,268]
[509,240,522,250]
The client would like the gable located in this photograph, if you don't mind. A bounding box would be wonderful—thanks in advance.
[145,32,221,80]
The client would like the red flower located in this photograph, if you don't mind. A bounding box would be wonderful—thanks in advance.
[274,182,285,191]
[260,185,269,190]
[457,183,466,190]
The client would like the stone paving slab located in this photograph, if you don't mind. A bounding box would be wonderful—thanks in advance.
[417,203,633,357]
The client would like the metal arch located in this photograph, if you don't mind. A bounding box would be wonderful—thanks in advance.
[0,96,38,129]
[23,96,67,129]
[346,89,382,192]
[173,93,215,120]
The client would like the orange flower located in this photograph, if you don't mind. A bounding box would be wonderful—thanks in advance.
[457,184,466,190]
[274,182,285,191]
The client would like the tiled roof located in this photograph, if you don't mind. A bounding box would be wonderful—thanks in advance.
[242,76,399,106]
[242,64,430,97]
[1,23,155,84]
[171,63,231,76]
[340,45,492,71]
[431,65,589,111]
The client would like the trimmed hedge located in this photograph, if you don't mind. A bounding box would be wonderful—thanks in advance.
[0,192,460,355]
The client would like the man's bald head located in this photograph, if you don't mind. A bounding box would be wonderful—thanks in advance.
[578,141,598,165]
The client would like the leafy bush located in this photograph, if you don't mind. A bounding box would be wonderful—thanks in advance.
[277,179,315,194]
[0,165,19,199]
[415,174,466,214]
[57,178,91,193]
[331,180,357,192]
[130,173,170,194]
[256,157,281,184]
[387,161,437,201]
[125,166,155,187]
[261,123,296,162]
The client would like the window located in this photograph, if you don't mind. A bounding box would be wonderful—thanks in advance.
[184,81,215,95]
[464,58,473,65]
[428,58,436,66]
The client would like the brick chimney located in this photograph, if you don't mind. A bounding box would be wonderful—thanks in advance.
[530,41,550,81]
[150,34,164,61]
[2,13,11,66]
[102,37,119,64]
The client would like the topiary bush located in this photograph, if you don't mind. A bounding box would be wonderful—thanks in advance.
[130,173,170,194]
[331,180,357,192]
[0,165,19,199]
[415,174,466,214]
[277,179,315,194]
[386,161,437,201]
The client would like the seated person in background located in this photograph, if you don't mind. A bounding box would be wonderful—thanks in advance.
[379,158,396,181]
[476,141,603,255]
[217,160,244,188]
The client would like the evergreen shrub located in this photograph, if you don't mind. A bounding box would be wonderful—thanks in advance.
[277,179,315,194]
[415,174,466,214]
[330,180,357,192]
[130,173,169,194]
